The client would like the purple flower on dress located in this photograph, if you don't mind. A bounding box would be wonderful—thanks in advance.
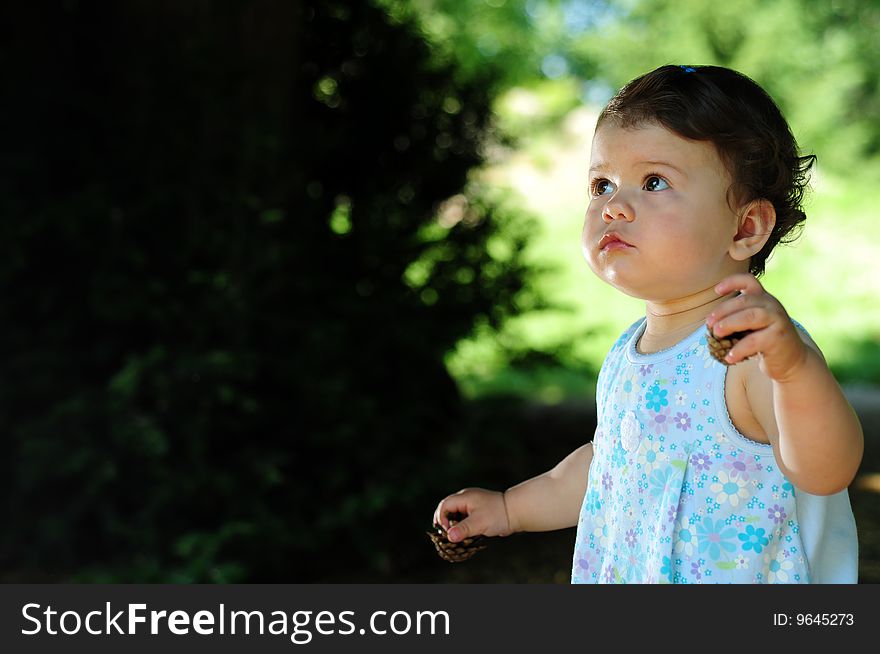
[578,549,600,579]
[724,451,761,481]
[602,471,613,491]
[603,565,615,583]
[652,406,671,434]
[768,504,787,524]
[690,561,702,581]
[639,364,654,377]
[625,528,637,548]
[667,505,677,523]
[690,451,711,471]
[674,412,691,431]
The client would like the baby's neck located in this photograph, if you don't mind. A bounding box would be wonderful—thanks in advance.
[640,289,736,354]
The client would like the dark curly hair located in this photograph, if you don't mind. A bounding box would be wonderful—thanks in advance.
[597,65,816,276]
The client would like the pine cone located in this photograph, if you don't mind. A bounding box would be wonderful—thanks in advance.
[426,512,487,563]
[706,325,751,365]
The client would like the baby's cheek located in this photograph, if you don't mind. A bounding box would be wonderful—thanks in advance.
[581,221,599,262]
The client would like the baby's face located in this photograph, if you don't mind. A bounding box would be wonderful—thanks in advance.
[582,122,745,301]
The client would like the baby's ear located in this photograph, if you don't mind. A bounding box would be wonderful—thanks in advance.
[729,199,776,262]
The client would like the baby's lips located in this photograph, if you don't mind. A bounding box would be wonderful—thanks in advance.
[598,232,631,249]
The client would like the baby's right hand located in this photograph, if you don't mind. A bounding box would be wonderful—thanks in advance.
[433,488,513,543]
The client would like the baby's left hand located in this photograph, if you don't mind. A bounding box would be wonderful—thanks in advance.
[706,273,810,383]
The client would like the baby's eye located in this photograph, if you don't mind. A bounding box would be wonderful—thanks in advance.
[644,175,669,192]
[591,179,615,196]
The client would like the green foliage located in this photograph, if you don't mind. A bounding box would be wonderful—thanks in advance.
[377,0,608,89]
[0,0,536,581]
[402,0,880,173]
[494,78,586,144]
[564,0,880,171]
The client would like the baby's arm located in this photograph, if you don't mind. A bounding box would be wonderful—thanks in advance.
[709,274,864,495]
[434,441,594,543]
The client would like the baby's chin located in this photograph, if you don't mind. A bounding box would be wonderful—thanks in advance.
[590,266,674,302]
[586,258,646,298]
[606,279,652,300]
[588,254,720,302]
[593,274,645,300]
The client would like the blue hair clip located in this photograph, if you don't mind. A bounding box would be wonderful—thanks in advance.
[680,66,696,73]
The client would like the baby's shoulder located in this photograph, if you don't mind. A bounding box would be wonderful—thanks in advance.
[726,358,772,444]
[726,319,822,445]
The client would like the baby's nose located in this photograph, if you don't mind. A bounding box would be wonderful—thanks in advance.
[602,201,634,222]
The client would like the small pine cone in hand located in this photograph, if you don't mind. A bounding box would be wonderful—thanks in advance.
[706,325,751,365]
[426,512,488,563]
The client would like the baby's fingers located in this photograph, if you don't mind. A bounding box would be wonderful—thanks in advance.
[714,273,764,297]
[446,516,478,543]
[722,330,763,364]
[710,306,771,339]
[433,492,471,530]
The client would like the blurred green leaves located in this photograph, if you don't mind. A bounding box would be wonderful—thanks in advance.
[401,0,880,173]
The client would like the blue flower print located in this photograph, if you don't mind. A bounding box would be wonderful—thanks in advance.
[570,318,818,584]
[585,488,601,515]
[660,556,674,583]
[618,369,640,397]
[649,467,676,499]
[611,441,627,468]
[621,550,646,581]
[673,526,695,558]
[695,516,737,560]
[645,384,669,412]
[638,439,667,474]
[738,525,770,553]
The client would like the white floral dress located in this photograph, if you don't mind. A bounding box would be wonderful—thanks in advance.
[571,318,858,584]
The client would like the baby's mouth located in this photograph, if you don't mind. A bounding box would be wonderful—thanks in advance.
[599,233,634,251]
